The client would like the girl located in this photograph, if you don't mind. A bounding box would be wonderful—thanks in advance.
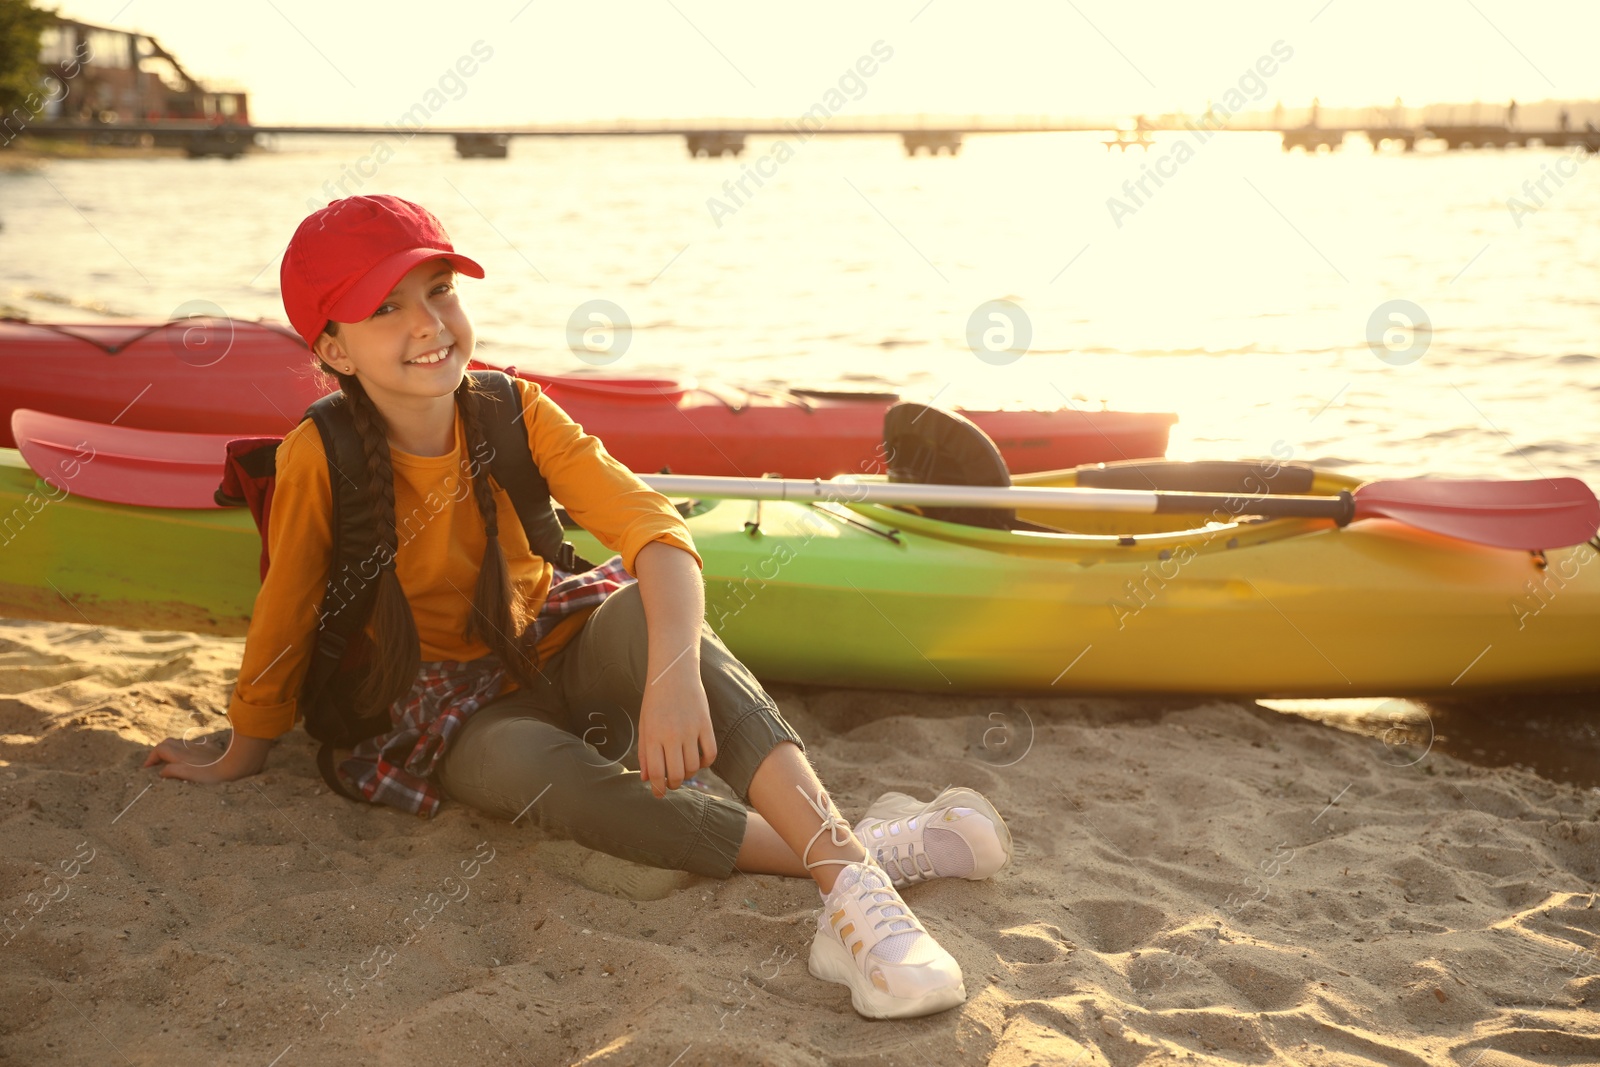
[143,194,1013,1021]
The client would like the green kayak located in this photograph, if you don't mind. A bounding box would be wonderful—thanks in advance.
[2,447,1596,695]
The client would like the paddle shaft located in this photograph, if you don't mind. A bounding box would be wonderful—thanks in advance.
[640,475,1358,522]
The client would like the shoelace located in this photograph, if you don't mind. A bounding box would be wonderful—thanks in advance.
[794,783,869,873]
[848,867,917,939]
[870,840,935,885]
[859,794,950,884]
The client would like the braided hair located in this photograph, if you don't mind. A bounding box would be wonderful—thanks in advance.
[316,334,541,722]
[451,374,542,687]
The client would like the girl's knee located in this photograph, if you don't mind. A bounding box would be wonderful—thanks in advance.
[584,582,648,648]
[451,716,610,811]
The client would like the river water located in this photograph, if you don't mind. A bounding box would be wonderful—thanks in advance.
[2,131,1596,482]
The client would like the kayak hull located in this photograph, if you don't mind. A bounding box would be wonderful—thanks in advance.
[3,449,1594,696]
[0,319,1176,476]
[630,503,1600,695]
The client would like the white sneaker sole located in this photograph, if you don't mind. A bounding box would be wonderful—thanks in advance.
[807,928,967,1019]
[863,787,1015,877]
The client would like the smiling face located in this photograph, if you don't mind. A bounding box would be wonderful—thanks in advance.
[313,257,476,417]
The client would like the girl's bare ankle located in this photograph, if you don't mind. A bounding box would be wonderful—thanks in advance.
[794,784,869,895]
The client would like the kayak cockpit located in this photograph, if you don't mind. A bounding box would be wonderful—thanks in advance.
[874,402,1361,544]
[839,460,1367,556]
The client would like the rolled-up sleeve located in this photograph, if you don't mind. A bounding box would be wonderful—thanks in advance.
[516,378,700,574]
[226,426,333,739]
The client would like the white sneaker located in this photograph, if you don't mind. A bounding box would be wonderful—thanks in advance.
[791,784,967,1019]
[809,861,967,1019]
[854,786,1013,889]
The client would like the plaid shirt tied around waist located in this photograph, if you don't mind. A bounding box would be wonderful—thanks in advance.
[332,556,633,818]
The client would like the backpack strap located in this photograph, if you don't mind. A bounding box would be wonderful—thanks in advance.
[467,369,593,573]
[316,744,367,804]
[300,389,393,749]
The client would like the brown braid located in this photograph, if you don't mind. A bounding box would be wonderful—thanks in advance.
[455,376,542,688]
[317,355,424,721]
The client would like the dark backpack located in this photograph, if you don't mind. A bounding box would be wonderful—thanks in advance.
[214,370,590,789]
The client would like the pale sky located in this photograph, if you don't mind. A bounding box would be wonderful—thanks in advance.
[56,0,1600,125]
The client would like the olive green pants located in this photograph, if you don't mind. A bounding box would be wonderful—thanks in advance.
[435,583,805,878]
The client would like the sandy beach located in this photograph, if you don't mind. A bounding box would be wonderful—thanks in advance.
[2,615,1596,1066]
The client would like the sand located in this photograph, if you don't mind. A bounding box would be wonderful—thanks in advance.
[1,615,1597,1067]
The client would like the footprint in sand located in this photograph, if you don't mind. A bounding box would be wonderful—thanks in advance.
[0,660,93,694]
[1067,897,1169,954]
[997,921,1075,965]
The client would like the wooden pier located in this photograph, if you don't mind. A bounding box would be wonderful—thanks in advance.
[14,118,1600,160]
[1360,126,1418,152]
[18,119,1083,159]
[1278,126,1347,152]
[1420,124,1600,151]
[1102,129,1155,152]
[1271,123,1599,153]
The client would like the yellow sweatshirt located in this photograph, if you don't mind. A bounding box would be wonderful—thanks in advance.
[227,376,699,740]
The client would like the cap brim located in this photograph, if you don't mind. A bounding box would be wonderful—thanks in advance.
[325,247,485,324]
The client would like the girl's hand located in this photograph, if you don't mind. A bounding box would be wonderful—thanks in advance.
[143,733,273,784]
[637,671,717,799]
[631,540,716,799]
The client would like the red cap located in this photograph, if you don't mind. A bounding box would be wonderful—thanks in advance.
[280,195,484,348]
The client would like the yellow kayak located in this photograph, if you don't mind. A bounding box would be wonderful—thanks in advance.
[568,464,1600,695]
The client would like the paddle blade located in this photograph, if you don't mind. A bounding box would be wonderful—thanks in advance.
[1353,477,1600,550]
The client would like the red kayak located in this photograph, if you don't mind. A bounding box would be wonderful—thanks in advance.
[0,318,1177,476]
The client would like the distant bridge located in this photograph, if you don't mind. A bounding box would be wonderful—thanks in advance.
[16,118,1600,159]
[18,117,1112,158]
